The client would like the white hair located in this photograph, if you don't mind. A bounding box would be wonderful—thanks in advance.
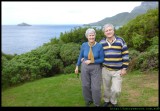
[85,28,96,37]
[102,23,115,32]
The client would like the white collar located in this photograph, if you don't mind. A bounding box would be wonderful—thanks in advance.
[88,42,97,47]
[106,37,116,47]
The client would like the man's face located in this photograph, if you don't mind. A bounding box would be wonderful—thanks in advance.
[104,26,114,38]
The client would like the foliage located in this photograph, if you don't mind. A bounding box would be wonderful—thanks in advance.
[116,8,158,52]
[59,43,81,74]
[131,32,145,50]
[59,26,88,44]
[2,52,17,60]
[59,26,104,44]
[127,49,140,72]
[50,37,60,44]
[63,64,76,74]
[128,49,140,61]
[60,43,80,66]
[128,42,158,72]
[2,8,159,88]
[136,49,158,71]
[2,44,64,87]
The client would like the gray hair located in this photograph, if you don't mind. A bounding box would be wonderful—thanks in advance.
[85,28,96,37]
[102,23,115,32]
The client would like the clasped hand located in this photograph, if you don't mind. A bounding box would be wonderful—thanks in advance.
[81,58,91,65]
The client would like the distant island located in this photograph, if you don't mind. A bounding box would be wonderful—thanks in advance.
[17,22,31,26]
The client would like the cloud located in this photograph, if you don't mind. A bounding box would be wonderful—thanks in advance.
[2,1,142,25]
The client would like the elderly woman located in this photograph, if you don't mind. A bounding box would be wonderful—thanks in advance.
[75,28,104,107]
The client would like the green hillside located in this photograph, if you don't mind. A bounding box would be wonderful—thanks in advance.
[87,1,158,27]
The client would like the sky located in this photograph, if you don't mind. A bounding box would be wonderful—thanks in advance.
[2,1,142,25]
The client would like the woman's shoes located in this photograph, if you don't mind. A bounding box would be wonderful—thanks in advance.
[86,101,93,107]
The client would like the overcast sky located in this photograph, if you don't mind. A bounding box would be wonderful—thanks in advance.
[2,1,142,25]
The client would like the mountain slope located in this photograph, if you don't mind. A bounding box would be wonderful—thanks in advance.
[87,1,158,26]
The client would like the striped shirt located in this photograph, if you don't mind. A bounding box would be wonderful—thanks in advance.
[99,36,129,70]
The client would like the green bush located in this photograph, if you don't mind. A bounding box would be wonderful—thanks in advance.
[132,32,145,51]
[127,49,140,71]
[116,8,158,52]
[63,64,76,74]
[136,49,158,71]
[60,43,80,66]
[128,49,140,60]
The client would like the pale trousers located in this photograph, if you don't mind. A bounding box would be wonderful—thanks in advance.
[81,62,102,106]
[102,67,122,105]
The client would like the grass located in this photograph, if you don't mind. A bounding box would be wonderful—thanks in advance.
[118,70,159,107]
[1,70,158,107]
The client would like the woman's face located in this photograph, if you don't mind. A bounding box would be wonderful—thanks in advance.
[87,32,95,43]
[104,26,114,38]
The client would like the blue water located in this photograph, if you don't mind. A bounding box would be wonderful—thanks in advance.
[2,25,82,55]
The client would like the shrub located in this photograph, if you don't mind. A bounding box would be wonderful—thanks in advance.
[127,49,140,71]
[63,64,76,74]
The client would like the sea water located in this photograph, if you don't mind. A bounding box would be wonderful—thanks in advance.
[2,25,82,55]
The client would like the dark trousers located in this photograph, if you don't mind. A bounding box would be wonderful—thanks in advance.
[81,62,102,106]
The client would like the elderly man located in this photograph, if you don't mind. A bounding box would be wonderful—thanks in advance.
[100,23,129,107]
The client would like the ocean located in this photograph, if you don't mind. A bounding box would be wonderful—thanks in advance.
[2,25,82,55]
